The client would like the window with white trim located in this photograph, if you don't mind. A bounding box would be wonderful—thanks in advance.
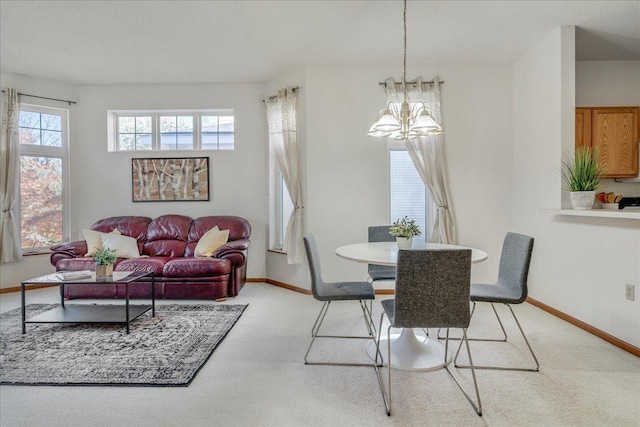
[18,104,69,251]
[108,110,234,151]
[389,148,429,239]
[275,169,295,250]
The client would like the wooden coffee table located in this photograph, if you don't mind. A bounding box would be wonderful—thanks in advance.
[21,271,155,334]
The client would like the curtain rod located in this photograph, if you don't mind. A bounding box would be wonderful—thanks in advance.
[262,87,299,103]
[379,79,444,87]
[1,90,77,105]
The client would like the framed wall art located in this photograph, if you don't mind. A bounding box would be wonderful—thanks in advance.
[132,157,209,202]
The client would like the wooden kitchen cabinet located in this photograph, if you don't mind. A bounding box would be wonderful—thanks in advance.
[575,107,639,178]
[575,108,592,149]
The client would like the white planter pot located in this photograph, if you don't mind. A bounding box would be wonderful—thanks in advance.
[396,237,413,250]
[570,191,595,210]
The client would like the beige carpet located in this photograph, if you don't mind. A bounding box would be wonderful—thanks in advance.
[1,283,639,426]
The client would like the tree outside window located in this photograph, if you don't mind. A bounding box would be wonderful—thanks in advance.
[18,105,68,251]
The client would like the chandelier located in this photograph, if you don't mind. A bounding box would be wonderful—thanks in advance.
[367,0,443,140]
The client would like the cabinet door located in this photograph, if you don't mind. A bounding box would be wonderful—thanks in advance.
[575,108,592,149]
[591,107,639,178]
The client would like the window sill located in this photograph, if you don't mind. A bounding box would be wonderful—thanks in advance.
[22,249,52,256]
[268,249,287,255]
[540,208,640,220]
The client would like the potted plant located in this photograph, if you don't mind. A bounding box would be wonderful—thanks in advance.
[389,216,421,249]
[93,247,117,279]
[561,147,602,210]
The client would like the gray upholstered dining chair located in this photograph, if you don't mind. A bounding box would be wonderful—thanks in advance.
[367,226,396,283]
[454,232,539,372]
[303,233,384,372]
[374,249,482,416]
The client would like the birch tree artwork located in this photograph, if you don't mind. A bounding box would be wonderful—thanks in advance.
[132,157,209,201]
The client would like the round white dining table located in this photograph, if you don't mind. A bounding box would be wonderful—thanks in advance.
[335,241,487,372]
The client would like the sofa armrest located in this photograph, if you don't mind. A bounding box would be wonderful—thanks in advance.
[212,239,249,264]
[213,239,250,297]
[50,240,88,267]
[213,239,250,256]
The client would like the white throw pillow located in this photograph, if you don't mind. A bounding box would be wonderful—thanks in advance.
[83,228,121,256]
[195,226,230,258]
[101,233,141,259]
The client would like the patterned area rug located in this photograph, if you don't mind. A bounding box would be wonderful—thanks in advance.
[0,303,247,386]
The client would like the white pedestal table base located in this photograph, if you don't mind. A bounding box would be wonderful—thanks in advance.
[366,328,452,371]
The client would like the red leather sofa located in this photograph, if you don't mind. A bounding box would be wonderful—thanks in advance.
[49,214,251,299]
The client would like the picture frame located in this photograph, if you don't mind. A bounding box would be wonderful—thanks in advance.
[132,157,209,202]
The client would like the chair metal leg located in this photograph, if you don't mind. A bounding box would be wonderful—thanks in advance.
[444,328,483,416]
[361,299,376,337]
[505,304,540,371]
[454,304,540,372]
[452,302,508,362]
[387,324,392,416]
[438,302,507,342]
[305,300,382,367]
[359,301,384,366]
[374,312,391,416]
[310,301,330,337]
[374,320,482,416]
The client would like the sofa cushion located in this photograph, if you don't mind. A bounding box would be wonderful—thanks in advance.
[90,216,151,240]
[90,216,152,254]
[56,257,97,272]
[116,257,172,276]
[101,233,141,258]
[186,216,251,256]
[163,258,231,278]
[143,214,192,257]
[194,226,229,257]
[83,228,121,256]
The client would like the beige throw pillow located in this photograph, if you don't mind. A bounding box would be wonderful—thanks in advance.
[101,233,141,259]
[195,226,229,258]
[83,228,121,256]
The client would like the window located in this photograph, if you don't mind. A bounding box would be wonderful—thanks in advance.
[389,149,429,238]
[160,115,193,150]
[108,110,234,152]
[275,169,295,250]
[18,104,69,251]
[117,116,152,150]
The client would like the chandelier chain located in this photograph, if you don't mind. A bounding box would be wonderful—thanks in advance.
[403,0,407,103]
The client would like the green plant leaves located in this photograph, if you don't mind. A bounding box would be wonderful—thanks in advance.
[92,247,117,265]
[389,216,422,238]
[561,147,602,192]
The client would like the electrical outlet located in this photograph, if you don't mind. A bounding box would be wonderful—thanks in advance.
[626,284,635,301]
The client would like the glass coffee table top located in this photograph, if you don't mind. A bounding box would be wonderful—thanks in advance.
[21,270,155,334]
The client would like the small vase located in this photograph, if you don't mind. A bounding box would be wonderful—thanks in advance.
[396,237,413,250]
[95,263,113,279]
[570,191,595,210]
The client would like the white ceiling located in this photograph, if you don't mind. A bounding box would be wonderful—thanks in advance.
[1,1,639,86]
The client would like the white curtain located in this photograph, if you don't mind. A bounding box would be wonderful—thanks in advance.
[0,88,23,263]
[266,88,304,264]
[383,78,456,244]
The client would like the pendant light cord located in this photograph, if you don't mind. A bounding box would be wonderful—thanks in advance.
[403,0,408,104]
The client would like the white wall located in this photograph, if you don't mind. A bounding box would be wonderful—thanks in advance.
[513,27,640,347]
[0,74,268,288]
[576,61,640,107]
[273,62,513,291]
[72,83,268,279]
